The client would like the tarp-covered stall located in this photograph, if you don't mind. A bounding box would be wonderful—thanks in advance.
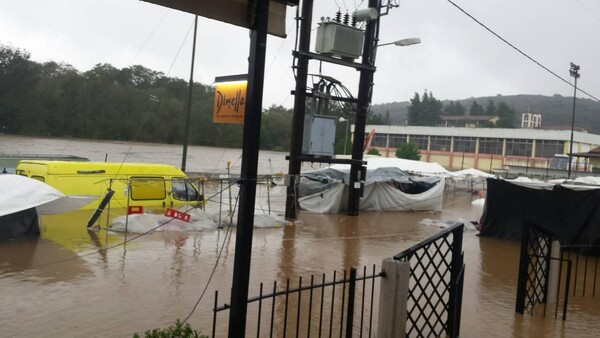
[298,165,445,213]
[479,178,600,252]
[0,175,95,240]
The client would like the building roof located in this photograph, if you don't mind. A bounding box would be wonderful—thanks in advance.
[440,115,497,121]
[360,125,600,145]
[572,147,600,158]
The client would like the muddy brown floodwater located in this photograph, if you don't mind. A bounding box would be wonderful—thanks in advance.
[1,135,600,337]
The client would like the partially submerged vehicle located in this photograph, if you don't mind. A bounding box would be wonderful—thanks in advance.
[15,161,203,212]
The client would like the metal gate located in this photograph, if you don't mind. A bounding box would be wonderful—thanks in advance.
[515,222,571,320]
[393,222,465,338]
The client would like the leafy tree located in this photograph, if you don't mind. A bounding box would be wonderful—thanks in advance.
[367,110,391,125]
[0,44,41,133]
[395,143,421,160]
[260,105,292,151]
[495,102,516,128]
[407,91,442,126]
[443,101,467,116]
[469,101,485,116]
[485,100,497,116]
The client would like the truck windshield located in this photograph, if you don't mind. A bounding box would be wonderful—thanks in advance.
[171,178,202,202]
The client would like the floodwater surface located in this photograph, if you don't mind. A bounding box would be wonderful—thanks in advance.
[1,136,600,337]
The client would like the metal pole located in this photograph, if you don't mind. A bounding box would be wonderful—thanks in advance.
[285,0,314,220]
[344,121,349,155]
[228,1,269,336]
[181,15,198,172]
[567,63,580,179]
[348,0,380,215]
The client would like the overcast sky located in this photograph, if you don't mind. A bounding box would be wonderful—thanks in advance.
[1,0,599,108]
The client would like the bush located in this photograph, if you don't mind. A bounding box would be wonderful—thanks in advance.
[366,148,381,156]
[133,320,207,338]
[395,143,421,160]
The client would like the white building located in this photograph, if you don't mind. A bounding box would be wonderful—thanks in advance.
[521,112,542,128]
[360,125,600,173]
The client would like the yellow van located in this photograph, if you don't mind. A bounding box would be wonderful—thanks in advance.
[15,160,202,212]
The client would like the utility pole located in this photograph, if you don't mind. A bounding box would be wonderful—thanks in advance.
[227,1,269,336]
[567,62,580,179]
[285,0,314,220]
[181,15,198,172]
[347,0,380,215]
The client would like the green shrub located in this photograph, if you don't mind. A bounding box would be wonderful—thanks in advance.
[367,148,381,156]
[395,143,421,160]
[133,320,207,338]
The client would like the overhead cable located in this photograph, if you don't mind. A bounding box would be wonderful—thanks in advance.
[446,0,600,102]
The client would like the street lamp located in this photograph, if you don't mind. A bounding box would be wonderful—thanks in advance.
[567,62,580,179]
[377,37,421,47]
[339,117,349,155]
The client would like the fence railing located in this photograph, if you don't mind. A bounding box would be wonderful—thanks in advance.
[212,265,382,338]
[393,222,465,338]
[211,224,466,337]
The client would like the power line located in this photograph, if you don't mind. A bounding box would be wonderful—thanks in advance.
[575,0,600,24]
[445,0,600,102]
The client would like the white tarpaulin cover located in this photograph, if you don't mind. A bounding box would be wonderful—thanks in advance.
[298,163,445,213]
[0,174,95,217]
[330,156,450,177]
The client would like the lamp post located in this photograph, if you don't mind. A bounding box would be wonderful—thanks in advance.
[339,117,349,155]
[567,62,580,179]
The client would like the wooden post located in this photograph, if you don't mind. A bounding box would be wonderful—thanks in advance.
[377,258,410,338]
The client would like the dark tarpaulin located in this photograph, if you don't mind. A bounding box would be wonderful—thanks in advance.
[480,178,600,252]
[0,208,40,241]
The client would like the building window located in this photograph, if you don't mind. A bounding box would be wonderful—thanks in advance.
[430,136,451,151]
[389,134,407,148]
[371,134,387,147]
[479,138,503,155]
[535,140,565,158]
[454,137,476,153]
[506,139,533,157]
[408,135,429,150]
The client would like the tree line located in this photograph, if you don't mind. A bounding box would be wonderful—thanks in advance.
[407,90,516,127]
[0,44,518,156]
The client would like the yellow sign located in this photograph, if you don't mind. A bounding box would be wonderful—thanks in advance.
[213,82,247,124]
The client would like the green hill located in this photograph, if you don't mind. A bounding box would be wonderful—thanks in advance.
[371,94,600,134]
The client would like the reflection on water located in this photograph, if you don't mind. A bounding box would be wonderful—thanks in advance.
[2,136,600,336]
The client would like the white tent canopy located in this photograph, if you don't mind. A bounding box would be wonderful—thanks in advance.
[0,174,95,217]
[329,156,450,177]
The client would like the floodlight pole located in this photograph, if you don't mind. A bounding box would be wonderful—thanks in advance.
[567,62,580,179]
[181,15,198,172]
[228,1,269,337]
[347,0,380,215]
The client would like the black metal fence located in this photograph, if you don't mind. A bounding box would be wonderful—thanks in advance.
[562,248,600,298]
[211,225,467,337]
[212,265,382,337]
[515,222,571,320]
[393,222,465,338]
[515,222,600,321]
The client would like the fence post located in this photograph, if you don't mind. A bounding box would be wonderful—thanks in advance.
[377,258,409,338]
[448,224,464,338]
[547,240,561,304]
[516,223,531,314]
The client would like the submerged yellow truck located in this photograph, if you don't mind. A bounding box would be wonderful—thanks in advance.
[15,160,203,211]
